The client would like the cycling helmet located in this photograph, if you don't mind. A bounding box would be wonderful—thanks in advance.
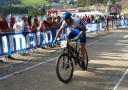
[63,12,72,20]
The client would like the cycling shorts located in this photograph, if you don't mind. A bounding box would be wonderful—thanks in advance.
[67,29,86,44]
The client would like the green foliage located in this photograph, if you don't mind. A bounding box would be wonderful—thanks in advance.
[27,5,46,16]
[78,0,121,7]
[21,0,49,16]
[21,0,48,6]
[122,1,128,12]
[0,0,50,15]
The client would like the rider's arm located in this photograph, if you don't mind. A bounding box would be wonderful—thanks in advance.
[78,25,86,37]
[55,28,63,39]
[79,25,86,31]
[73,18,86,38]
[55,21,66,40]
[74,23,86,38]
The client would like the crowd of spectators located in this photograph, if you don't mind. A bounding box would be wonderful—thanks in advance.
[0,15,62,33]
[0,13,127,33]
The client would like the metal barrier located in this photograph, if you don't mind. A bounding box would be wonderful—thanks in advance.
[0,19,128,57]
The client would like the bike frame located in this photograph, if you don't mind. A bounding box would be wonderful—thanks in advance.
[63,41,80,64]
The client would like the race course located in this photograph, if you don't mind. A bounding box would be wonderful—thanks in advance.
[0,29,128,90]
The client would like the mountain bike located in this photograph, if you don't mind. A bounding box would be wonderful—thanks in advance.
[56,40,88,83]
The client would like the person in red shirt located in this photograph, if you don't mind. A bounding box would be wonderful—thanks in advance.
[30,22,37,31]
[104,16,110,31]
[85,16,91,23]
[0,16,9,32]
[37,20,46,30]
[9,14,15,31]
[33,16,39,27]
[0,15,16,60]
[47,17,54,29]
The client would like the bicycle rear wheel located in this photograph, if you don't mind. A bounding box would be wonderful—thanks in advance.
[78,48,88,70]
[56,53,74,83]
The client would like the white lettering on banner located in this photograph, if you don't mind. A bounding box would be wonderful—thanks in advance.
[97,24,100,31]
[31,33,36,47]
[92,24,97,31]
[100,23,102,30]
[2,36,8,53]
[40,32,46,45]
[46,31,52,43]
[14,35,26,51]
[102,22,105,28]
[86,24,91,32]
[9,35,14,52]
[36,31,41,46]
[41,31,52,45]
[26,33,36,48]
[125,20,127,25]
[26,34,30,48]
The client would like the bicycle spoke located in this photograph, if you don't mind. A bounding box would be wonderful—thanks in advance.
[56,53,74,83]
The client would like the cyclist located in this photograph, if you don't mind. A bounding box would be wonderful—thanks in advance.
[54,12,87,69]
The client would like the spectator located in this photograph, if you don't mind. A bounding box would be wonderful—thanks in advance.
[94,16,100,33]
[33,16,39,27]
[56,16,62,28]
[23,17,29,32]
[52,16,58,28]
[37,20,47,49]
[72,14,76,17]
[111,14,115,28]
[46,16,55,47]
[104,16,110,31]
[37,20,46,31]
[43,20,49,30]
[28,16,32,26]
[80,16,86,26]
[85,16,91,23]
[9,14,15,32]
[0,16,9,32]
[30,21,37,31]
[90,15,95,23]
[13,17,29,32]
[0,15,16,60]
[47,16,54,29]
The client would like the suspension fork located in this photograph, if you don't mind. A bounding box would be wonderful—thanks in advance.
[62,47,72,68]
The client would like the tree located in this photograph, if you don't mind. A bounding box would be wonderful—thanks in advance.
[21,0,49,16]
[78,0,121,6]
[21,0,48,6]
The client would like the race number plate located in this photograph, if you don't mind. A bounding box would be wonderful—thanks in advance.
[61,40,67,48]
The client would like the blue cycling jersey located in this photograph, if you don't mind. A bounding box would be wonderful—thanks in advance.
[60,17,86,44]
[60,17,84,30]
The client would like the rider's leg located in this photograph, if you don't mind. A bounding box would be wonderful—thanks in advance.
[79,33,86,60]
[80,43,86,60]
[80,43,87,70]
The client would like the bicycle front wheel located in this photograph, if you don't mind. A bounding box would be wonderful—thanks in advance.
[56,53,74,83]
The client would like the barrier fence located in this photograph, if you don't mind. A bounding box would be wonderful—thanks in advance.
[0,19,128,57]
[110,19,128,28]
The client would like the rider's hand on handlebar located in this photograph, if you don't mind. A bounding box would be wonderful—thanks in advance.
[53,38,57,44]
[72,36,79,41]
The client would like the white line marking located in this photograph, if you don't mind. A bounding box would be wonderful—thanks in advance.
[0,35,109,80]
[0,57,57,80]
[113,69,128,90]
[123,35,128,38]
